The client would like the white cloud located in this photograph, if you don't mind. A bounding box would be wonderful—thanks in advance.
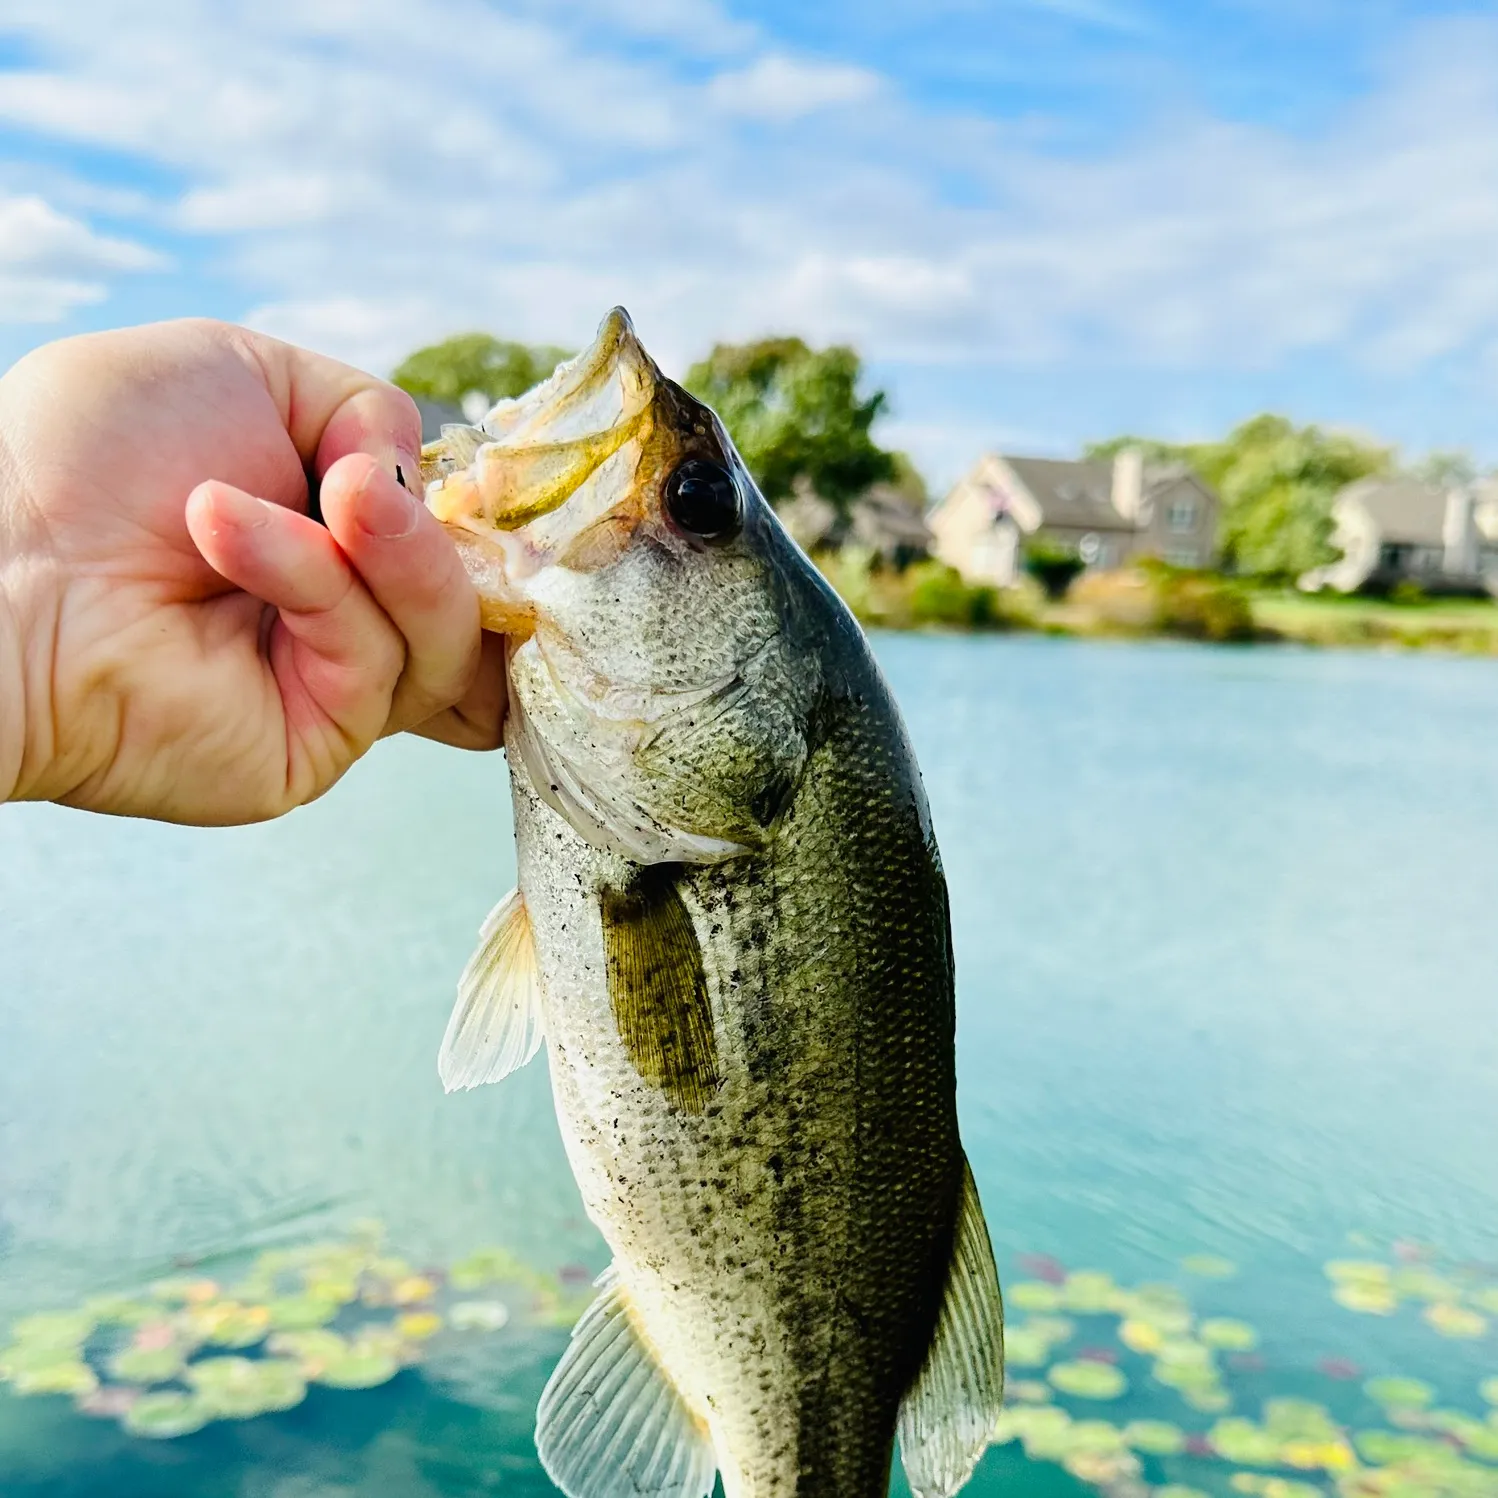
[0,193,163,323]
[706,55,882,121]
[0,2,1496,440]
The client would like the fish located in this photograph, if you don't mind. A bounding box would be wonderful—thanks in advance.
[421,308,1004,1498]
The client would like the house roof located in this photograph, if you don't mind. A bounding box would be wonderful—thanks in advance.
[778,481,932,555]
[413,396,466,444]
[1001,456,1137,532]
[1339,477,1449,546]
[850,484,933,550]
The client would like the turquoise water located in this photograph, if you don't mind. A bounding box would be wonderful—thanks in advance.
[2,635,1495,1494]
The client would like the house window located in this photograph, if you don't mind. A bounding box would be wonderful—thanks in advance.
[1379,543,1410,572]
[1164,549,1198,568]
[1079,533,1102,564]
[1166,500,1197,533]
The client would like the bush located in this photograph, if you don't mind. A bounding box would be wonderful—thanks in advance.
[1148,565,1256,642]
[907,561,1001,627]
[813,551,1009,630]
[1071,564,1255,642]
[1022,540,1086,600]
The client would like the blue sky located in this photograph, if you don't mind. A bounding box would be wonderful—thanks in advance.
[1,0,1496,487]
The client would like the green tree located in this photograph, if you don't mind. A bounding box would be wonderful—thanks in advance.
[683,337,897,515]
[1410,450,1478,489]
[1087,415,1392,580]
[392,334,571,409]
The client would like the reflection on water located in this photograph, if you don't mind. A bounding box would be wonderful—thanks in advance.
[2,636,1495,1495]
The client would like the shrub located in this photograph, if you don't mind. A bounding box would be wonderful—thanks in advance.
[1148,566,1255,642]
[907,561,1001,627]
[1022,540,1087,600]
[1071,564,1255,642]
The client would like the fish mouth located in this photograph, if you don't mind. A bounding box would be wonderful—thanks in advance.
[420,307,661,630]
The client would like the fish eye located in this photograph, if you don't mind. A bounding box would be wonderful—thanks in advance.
[663,458,741,542]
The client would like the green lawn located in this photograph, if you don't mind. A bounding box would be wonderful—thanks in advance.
[1249,589,1498,652]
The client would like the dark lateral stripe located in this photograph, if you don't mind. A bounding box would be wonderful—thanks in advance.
[600,866,720,1113]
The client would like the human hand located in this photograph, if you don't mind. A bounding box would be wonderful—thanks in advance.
[0,318,506,823]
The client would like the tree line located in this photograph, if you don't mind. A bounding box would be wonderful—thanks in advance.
[393,333,1487,584]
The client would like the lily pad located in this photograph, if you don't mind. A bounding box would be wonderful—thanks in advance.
[149,1278,217,1304]
[310,1336,400,1390]
[82,1297,154,1328]
[1182,1386,1233,1413]
[1390,1268,1462,1302]
[186,1302,271,1349]
[1182,1255,1237,1279]
[302,1274,360,1305]
[1002,1326,1052,1368]
[267,1329,347,1370]
[1325,1260,1393,1286]
[109,1345,186,1384]
[1472,1288,1498,1316]
[9,1310,94,1348]
[1156,1338,1215,1370]
[1049,1361,1127,1400]
[1365,1377,1435,1411]
[186,1356,306,1418]
[1061,1271,1120,1314]
[1200,1318,1259,1351]
[448,1247,534,1292]
[1280,1439,1356,1471]
[1229,1477,1323,1498]
[1332,1283,1398,1316]
[1119,1318,1165,1354]
[395,1312,443,1341]
[1263,1398,1340,1444]
[123,1390,212,1439]
[264,1295,338,1330]
[449,1300,510,1332]
[1008,1379,1052,1403]
[1424,1303,1486,1339]
[1481,1377,1498,1407]
[1210,1418,1285,1466]
[1124,1419,1187,1455]
[10,1359,99,1397]
[1008,1281,1065,1312]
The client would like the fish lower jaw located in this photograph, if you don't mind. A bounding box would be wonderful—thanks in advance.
[439,523,536,636]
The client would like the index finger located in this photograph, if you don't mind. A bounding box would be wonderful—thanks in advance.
[231,327,423,488]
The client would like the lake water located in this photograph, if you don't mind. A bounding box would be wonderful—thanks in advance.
[2,635,1495,1497]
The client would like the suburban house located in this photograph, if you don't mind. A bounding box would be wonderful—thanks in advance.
[1301,477,1498,595]
[929,451,1220,588]
[778,478,933,567]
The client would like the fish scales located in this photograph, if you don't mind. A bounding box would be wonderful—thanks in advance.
[428,308,1003,1498]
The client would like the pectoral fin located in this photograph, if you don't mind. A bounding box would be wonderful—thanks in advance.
[600,867,720,1113]
[438,888,544,1092]
[898,1158,1005,1498]
[536,1264,717,1498]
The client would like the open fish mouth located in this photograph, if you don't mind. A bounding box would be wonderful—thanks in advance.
[418,308,661,632]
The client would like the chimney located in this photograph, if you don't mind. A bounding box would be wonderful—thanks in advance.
[1112,449,1144,524]
[1443,486,1477,577]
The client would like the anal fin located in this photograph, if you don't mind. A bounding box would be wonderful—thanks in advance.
[438,888,544,1092]
[898,1157,1005,1498]
[536,1264,716,1498]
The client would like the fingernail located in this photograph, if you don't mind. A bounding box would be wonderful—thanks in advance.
[394,451,421,497]
[357,467,419,539]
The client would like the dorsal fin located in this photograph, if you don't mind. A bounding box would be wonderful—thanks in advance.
[898,1158,1005,1498]
[536,1264,717,1498]
[438,888,544,1092]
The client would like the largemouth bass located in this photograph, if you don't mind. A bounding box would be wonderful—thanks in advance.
[422,309,1003,1498]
